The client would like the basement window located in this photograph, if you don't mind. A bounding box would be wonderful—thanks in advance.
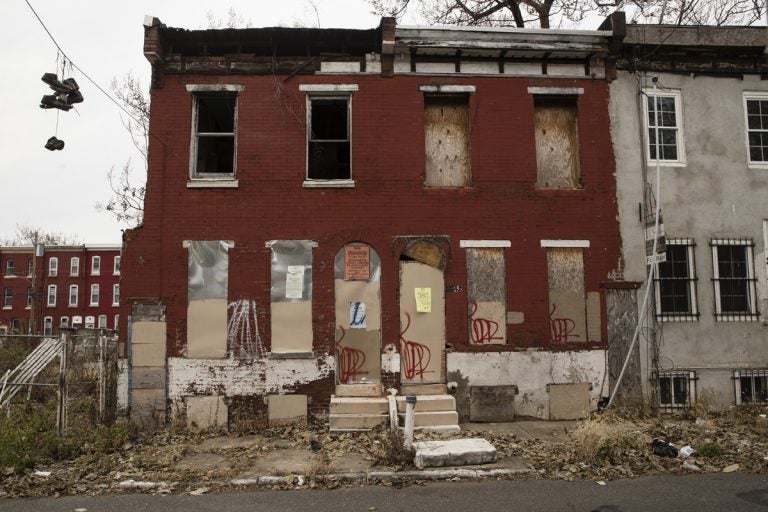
[734,369,768,405]
[187,84,244,186]
[423,89,472,188]
[300,84,357,187]
[657,371,695,411]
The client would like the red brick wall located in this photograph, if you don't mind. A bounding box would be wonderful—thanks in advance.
[122,73,620,358]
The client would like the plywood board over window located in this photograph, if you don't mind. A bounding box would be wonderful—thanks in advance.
[534,96,580,189]
[546,248,587,343]
[186,241,230,359]
[466,248,506,345]
[269,240,315,354]
[424,95,471,187]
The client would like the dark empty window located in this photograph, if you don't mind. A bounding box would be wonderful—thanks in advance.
[656,241,697,320]
[712,241,757,320]
[307,96,351,180]
[192,92,237,177]
[658,372,694,410]
[737,370,768,404]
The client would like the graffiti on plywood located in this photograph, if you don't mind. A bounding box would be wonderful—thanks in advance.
[399,312,432,380]
[468,301,503,344]
[549,304,579,343]
[227,300,265,358]
[335,326,369,384]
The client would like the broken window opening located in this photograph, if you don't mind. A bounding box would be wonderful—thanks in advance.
[424,94,471,188]
[192,92,237,177]
[307,96,351,181]
[534,95,581,189]
[465,247,507,345]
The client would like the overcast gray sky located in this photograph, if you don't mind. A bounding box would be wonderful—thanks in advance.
[1,0,382,244]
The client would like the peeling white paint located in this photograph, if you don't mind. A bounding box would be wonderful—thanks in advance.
[448,350,605,419]
[382,351,401,374]
[117,358,129,414]
[167,355,335,398]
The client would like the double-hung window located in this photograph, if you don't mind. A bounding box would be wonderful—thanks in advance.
[113,256,121,275]
[91,256,101,276]
[655,239,698,321]
[711,239,758,321]
[112,284,120,306]
[187,84,243,184]
[48,257,58,277]
[300,84,357,187]
[644,89,685,165]
[744,93,768,166]
[70,257,79,276]
[5,259,14,276]
[43,317,53,336]
[26,287,33,308]
[90,284,100,307]
[47,285,56,307]
[3,287,12,308]
[69,285,78,307]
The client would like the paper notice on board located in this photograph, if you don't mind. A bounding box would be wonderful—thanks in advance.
[415,288,431,313]
[350,302,366,329]
[286,265,305,299]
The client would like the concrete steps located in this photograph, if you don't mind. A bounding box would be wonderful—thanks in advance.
[329,396,388,432]
[396,394,460,433]
[400,383,448,395]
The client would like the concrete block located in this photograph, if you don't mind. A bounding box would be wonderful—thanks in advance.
[334,383,383,397]
[329,413,388,430]
[469,386,516,422]
[400,383,447,395]
[131,321,166,345]
[548,382,590,420]
[132,342,166,367]
[400,410,459,427]
[396,394,455,412]
[267,394,307,426]
[413,438,497,469]
[187,395,228,430]
[330,397,388,414]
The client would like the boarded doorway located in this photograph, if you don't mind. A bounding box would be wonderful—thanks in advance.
[399,240,446,385]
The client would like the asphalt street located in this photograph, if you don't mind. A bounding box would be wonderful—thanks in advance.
[2,473,768,512]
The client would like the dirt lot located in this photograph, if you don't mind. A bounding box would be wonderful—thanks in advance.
[1,407,767,498]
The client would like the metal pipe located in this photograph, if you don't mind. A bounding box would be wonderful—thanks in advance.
[404,395,417,449]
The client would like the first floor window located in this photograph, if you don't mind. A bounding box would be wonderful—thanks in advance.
[114,314,119,331]
[711,239,758,321]
[113,255,121,275]
[735,370,768,405]
[655,239,698,321]
[60,316,69,328]
[85,316,95,329]
[26,287,33,307]
[112,284,120,306]
[90,284,99,306]
[3,287,12,307]
[43,316,53,336]
[98,314,107,329]
[657,371,695,410]
[5,259,14,276]
[47,285,57,307]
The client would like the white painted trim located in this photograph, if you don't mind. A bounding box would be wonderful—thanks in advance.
[527,87,584,95]
[182,240,235,249]
[460,240,511,248]
[302,179,355,188]
[185,84,245,92]
[419,85,476,94]
[540,240,590,248]
[299,84,359,92]
[743,92,768,168]
[642,88,686,167]
[187,180,239,188]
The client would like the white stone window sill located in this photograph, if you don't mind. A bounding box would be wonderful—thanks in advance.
[187,179,239,189]
[646,159,686,168]
[302,179,355,189]
[3,275,15,279]
[748,163,768,170]
[2,306,11,310]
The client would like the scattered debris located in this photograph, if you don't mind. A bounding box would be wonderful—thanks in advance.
[722,464,740,473]
[651,438,678,458]
[678,446,695,458]
[32,471,51,477]
[189,487,209,496]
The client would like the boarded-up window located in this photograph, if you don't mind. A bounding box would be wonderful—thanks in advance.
[269,240,315,353]
[534,96,580,189]
[187,241,229,358]
[425,95,471,187]
[546,248,587,343]
[466,248,506,345]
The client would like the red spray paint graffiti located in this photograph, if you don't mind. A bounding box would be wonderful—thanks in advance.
[549,304,579,343]
[468,302,503,344]
[335,326,368,384]
[399,312,432,380]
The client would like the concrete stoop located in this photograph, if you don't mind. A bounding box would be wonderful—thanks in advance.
[330,392,460,433]
[413,438,497,469]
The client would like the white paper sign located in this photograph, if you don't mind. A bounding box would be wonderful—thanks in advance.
[286,265,305,299]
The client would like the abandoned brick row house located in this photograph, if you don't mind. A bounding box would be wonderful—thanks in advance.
[120,13,768,429]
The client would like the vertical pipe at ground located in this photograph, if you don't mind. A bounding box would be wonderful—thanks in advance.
[404,395,416,449]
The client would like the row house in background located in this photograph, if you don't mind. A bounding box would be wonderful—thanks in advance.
[0,245,121,336]
[122,14,628,429]
[610,24,768,410]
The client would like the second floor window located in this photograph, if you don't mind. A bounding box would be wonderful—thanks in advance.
[113,256,121,275]
[91,256,101,275]
[69,285,78,307]
[187,85,242,180]
[744,93,768,166]
[47,285,57,307]
[3,287,12,307]
[49,257,58,277]
[26,287,33,307]
[644,90,685,165]
[70,257,80,276]
[5,259,14,276]
[112,284,120,306]
[90,284,99,306]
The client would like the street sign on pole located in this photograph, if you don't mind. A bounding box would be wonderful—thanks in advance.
[645,212,666,266]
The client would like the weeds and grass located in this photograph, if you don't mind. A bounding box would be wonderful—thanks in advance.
[571,416,648,466]
[367,427,414,469]
[697,443,723,457]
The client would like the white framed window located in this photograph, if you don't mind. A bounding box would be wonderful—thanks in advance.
[68,284,78,307]
[48,257,58,277]
[85,315,95,329]
[3,287,12,308]
[112,284,120,306]
[734,369,768,405]
[744,92,768,167]
[114,314,119,331]
[60,316,69,328]
[90,284,99,306]
[300,84,357,187]
[113,255,121,275]
[26,287,33,308]
[27,258,33,277]
[655,239,698,321]
[43,316,53,336]
[187,84,243,182]
[91,256,101,276]
[97,314,107,329]
[643,89,685,166]
[711,239,759,321]
[70,257,80,276]
[657,371,696,410]
[4,258,14,276]
[47,285,57,307]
